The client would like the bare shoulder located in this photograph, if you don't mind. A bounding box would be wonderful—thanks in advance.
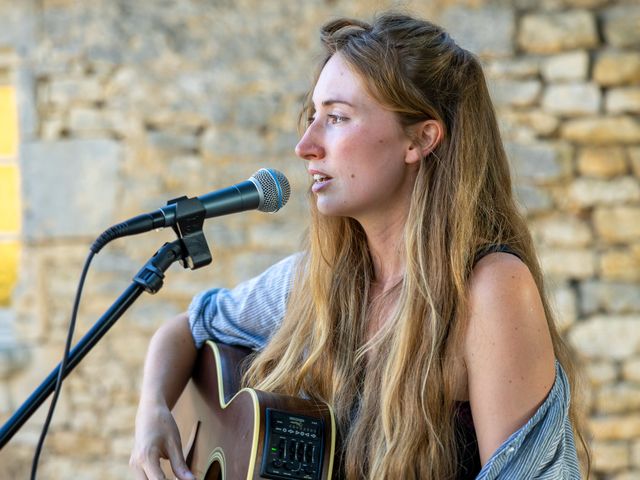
[465,252,550,346]
[464,252,556,464]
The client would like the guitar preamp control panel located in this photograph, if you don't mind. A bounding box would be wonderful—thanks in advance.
[261,408,326,480]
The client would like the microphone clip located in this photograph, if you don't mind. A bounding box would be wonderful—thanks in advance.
[167,195,212,270]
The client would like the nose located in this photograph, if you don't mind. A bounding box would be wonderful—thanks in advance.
[295,123,325,161]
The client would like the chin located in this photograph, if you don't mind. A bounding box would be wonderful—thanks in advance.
[315,202,344,218]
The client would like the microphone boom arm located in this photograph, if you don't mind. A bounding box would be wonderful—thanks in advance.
[0,203,211,448]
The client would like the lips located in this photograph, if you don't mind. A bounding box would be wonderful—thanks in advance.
[309,169,332,182]
[309,169,332,192]
[313,173,331,183]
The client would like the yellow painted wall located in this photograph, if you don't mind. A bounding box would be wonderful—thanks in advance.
[0,85,18,158]
[0,164,21,232]
[0,84,20,305]
[0,241,19,304]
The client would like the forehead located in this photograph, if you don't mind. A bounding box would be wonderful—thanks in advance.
[312,53,369,106]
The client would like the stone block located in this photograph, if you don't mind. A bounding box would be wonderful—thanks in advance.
[0,443,31,479]
[625,358,640,383]
[538,248,595,279]
[20,139,123,241]
[201,126,268,160]
[0,47,18,69]
[514,183,554,214]
[560,0,613,6]
[633,440,640,468]
[567,177,640,208]
[102,404,138,434]
[506,141,572,184]
[562,116,640,145]
[146,128,199,155]
[580,280,640,315]
[230,251,292,286]
[599,248,640,282]
[48,430,109,456]
[509,110,560,137]
[606,88,640,115]
[590,440,630,472]
[548,282,577,330]
[488,79,541,107]
[530,214,592,247]
[612,471,640,480]
[541,50,589,82]
[499,120,537,145]
[0,1,37,54]
[542,83,601,116]
[439,6,515,58]
[47,77,104,105]
[516,0,607,8]
[0,315,29,379]
[518,10,598,54]
[577,147,628,178]
[631,147,640,177]
[68,107,113,133]
[594,206,640,243]
[111,435,133,458]
[485,57,540,79]
[235,93,281,130]
[15,66,38,142]
[163,154,208,194]
[248,219,303,250]
[40,117,65,140]
[602,5,640,48]
[584,361,618,387]
[569,315,640,360]
[590,414,640,441]
[594,51,640,87]
[596,383,640,414]
[497,113,538,143]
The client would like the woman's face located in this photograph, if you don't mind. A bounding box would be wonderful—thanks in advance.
[295,53,421,225]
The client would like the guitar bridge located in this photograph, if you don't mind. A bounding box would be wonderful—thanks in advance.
[261,408,325,480]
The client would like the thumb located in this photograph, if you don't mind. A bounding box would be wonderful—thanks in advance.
[167,440,195,480]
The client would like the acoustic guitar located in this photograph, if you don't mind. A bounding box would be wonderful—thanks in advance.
[167,341,337,480]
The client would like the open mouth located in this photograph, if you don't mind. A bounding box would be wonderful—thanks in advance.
[313,174,331,183]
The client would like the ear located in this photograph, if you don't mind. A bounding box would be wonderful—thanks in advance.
[405,120,444,165]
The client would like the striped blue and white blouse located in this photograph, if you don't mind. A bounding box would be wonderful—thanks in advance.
[188,253,582,479]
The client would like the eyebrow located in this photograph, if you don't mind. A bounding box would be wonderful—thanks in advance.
[317,99,355,108]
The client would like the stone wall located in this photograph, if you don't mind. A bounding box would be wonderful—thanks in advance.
[0,0,638,478]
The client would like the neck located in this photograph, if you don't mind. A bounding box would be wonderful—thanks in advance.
[360,213,407,289]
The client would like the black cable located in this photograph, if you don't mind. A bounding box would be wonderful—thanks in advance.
[30,250,95,480]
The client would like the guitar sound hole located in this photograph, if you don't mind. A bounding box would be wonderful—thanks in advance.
[204,462,222,480]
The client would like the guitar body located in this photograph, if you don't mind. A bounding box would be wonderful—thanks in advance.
[169,341,337,480]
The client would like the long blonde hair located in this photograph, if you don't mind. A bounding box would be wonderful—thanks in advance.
[245,12,587,479]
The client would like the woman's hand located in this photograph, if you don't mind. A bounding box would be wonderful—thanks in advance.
[130,400,195,480]
[129,313,198,479]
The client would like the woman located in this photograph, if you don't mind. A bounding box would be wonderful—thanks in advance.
[131,12,587,480]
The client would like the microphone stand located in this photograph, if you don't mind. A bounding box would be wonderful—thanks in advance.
[0,195,212,449]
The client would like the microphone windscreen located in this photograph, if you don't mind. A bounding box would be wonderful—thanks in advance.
[251,169,291,213]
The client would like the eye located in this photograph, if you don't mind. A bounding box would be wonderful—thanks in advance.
[328,114,347,124]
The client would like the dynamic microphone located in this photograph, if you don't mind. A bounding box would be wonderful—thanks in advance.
[91,168,290,254]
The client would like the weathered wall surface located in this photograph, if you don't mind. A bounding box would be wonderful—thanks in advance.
[0,0,638,478]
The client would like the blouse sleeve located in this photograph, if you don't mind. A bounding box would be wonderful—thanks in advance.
[476,361,581,479]
[187,253,301,350]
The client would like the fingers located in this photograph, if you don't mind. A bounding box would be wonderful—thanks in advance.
[131,464,149,480]
[130,447,170,480]
[167,438,196,480]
